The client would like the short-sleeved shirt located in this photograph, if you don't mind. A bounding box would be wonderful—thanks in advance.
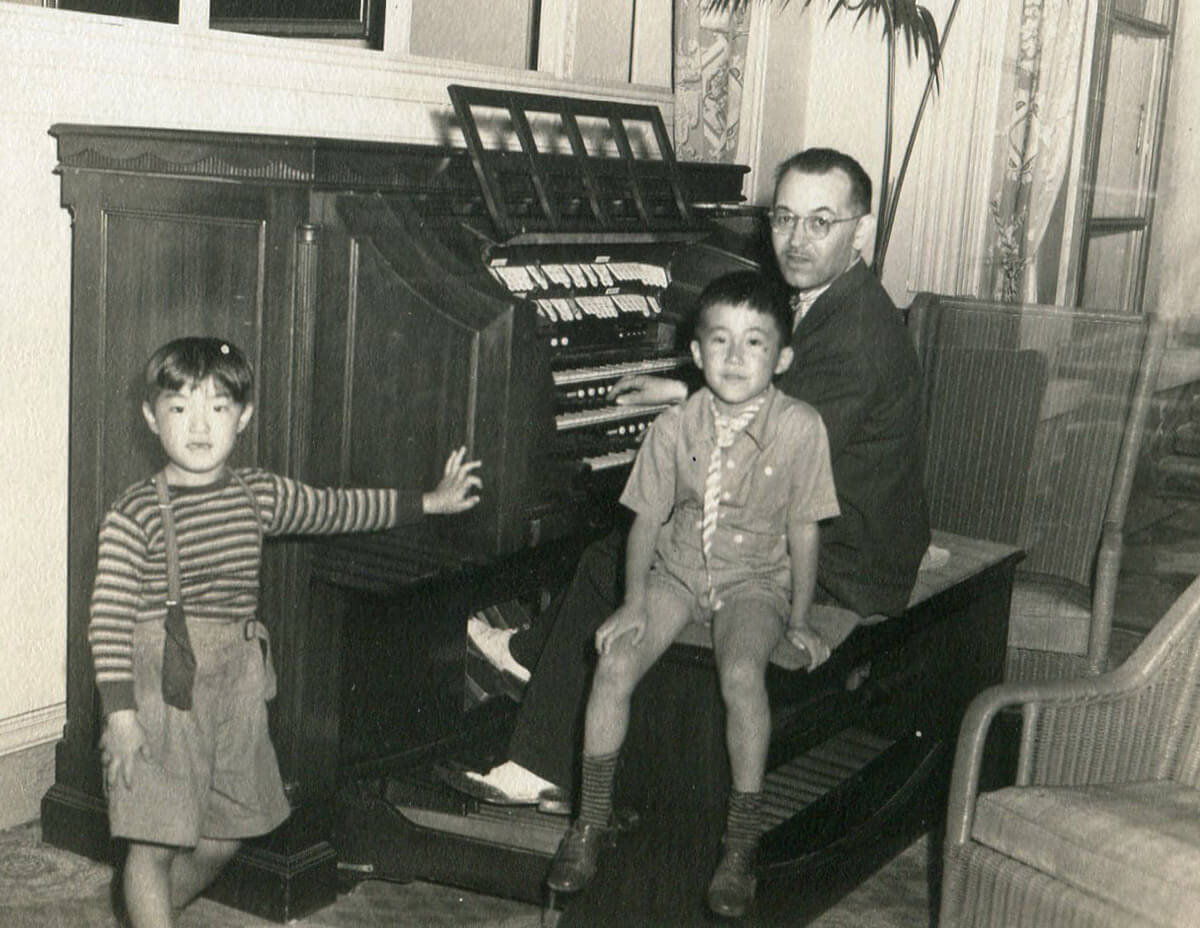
[619,385,839,596]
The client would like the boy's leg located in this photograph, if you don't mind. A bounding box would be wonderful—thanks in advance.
[706,595,786,918]
[123,841,175,928]
[169,837,241,912]
[582,582,694,762]
[710,597,782,793]
[549,584,693,894]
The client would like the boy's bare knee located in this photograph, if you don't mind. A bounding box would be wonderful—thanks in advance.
[593,647,640,695]
[718,657,767,700]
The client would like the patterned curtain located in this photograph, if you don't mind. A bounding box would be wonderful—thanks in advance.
[673,0,752,163]
[989,0,1093,302]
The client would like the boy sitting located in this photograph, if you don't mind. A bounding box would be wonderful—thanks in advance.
[546,271,839,919]
[91,337,481,928]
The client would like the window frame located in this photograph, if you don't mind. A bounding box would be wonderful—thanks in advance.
[1066,0,1180,314]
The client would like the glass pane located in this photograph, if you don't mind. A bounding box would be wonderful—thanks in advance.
[209,0,376,40]
[410,0,536,70]
[571,1,634,83]
[1091,27,1168,216]
[56,0,177,22]
[1080,230,1142,313]
[1114,0,1174,27]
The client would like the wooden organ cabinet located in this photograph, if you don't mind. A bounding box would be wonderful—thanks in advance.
[41,88,760,921]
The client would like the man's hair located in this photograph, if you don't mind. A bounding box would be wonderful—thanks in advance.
[143,337,254,405]
[774,148,873,215]
[695,271,793,342]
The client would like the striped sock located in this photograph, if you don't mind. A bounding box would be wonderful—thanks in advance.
[577,751,619,828]
[723,790,763,853]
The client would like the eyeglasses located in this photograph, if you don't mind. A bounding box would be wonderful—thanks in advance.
[767,209,865,241]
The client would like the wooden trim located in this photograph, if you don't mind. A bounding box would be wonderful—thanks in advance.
[0,705,65,757]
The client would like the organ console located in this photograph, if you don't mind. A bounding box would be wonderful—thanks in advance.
[42,86,1018,927]
[41,87,762,922]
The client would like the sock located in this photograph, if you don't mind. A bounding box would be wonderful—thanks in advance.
[723,790,763,854]
[577,751,619,828]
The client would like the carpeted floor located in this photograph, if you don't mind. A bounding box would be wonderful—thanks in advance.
[0,820,933,927]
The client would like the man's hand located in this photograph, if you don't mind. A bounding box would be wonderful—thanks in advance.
[423,446,483,514]
[100,710,149,792]
[609,374,688,407]
[595,600,649,654]
[786,622,831,671]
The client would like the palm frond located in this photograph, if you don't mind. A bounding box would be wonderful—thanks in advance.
[827,0,940,70]
[698,0,953,274]
[700,0,792,13]
[701,0,941,74]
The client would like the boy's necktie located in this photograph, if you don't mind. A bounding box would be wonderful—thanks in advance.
[154,472,196,710]
[702,392,765,609]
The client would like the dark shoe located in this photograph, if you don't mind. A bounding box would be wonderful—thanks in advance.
[546,820,616,893]
[609,806,640,833]
[706,844,757,919]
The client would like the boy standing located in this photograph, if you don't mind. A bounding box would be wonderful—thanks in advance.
[90,337,481,928]
[546,271,840,918]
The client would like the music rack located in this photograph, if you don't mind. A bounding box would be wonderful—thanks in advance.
[447,84,696,243]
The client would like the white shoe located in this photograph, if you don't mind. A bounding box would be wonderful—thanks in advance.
[467,615,531,684]
[464,761,562,804]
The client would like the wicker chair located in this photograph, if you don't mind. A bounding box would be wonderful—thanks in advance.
[939,570,1200,928]
[909,297,1169,681]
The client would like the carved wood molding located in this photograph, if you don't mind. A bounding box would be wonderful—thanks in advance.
[50,125,750,202]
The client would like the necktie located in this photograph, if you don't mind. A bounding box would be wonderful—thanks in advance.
[790,289,818,329]
[701,392,766,609]
[155,472,196,711]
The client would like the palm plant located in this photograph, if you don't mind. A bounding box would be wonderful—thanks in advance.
[703,0,962,274]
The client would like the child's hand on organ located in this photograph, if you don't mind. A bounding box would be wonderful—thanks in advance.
[423,446,483,514]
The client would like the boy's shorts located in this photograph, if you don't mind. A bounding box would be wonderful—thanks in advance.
[648,559,790,629]
[106,618,291,847]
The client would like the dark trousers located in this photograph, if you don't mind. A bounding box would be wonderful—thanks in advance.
[504,528,625,793]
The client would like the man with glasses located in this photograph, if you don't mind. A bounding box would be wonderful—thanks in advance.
[447,149,930,885]
[756,147,929,619]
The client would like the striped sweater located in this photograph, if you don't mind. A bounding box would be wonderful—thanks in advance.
[88,467,424,715]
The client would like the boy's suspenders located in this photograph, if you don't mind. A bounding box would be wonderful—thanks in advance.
[154,471,196,710]
[153,469,273,710]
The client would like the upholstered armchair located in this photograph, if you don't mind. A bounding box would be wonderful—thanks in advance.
[939,571,1200,927]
